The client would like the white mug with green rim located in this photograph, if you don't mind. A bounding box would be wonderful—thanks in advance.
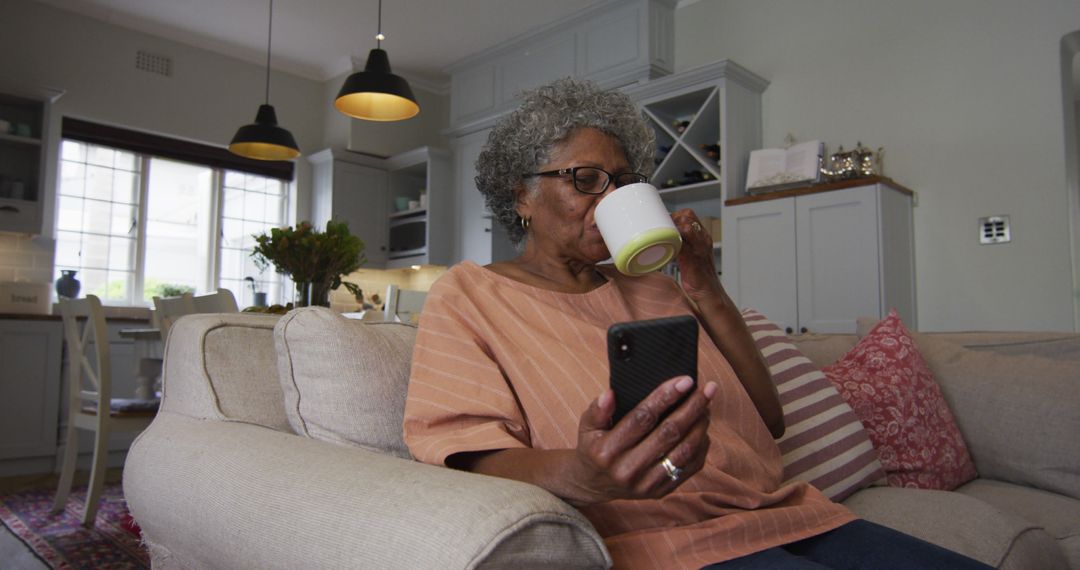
[595,182,682,276]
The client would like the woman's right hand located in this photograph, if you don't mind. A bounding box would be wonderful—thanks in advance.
[569,376,717,505]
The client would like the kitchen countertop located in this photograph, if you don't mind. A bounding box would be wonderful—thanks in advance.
[2,304,152,322]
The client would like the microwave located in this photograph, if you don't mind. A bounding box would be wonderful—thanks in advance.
[388,215,427,258]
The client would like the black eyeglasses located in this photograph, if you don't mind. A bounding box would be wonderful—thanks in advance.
[523,166,648,195]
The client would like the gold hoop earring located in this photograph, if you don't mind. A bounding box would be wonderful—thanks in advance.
[520,216,531,232]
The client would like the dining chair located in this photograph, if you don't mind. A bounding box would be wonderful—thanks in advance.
[152,292,195,345]
[382,284,427,324]
[192,288,239,314]
[53,294,157,527]
[154,288,239,343]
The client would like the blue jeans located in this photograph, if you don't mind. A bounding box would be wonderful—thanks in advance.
[701,520,993,569]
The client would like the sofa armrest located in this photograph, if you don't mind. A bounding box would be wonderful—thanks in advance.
[125,413,610,570]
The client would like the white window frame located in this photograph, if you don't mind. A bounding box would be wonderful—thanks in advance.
[55,139,291,307]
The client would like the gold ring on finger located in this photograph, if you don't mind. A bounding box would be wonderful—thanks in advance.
[690,222,703,232]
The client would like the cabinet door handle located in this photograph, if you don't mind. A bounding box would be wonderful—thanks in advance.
[785,327,793,334]
[800,327,808,334]
[0,205,20,213]
[484,228,491,233]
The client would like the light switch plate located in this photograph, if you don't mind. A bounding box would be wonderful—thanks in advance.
[979,215,1011,244]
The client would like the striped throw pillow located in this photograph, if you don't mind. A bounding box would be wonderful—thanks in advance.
[741,309,885,501]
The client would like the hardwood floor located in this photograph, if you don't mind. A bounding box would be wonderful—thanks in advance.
[0,468,123,495]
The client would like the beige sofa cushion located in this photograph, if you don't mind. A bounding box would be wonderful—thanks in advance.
[789,333,858,369]
[844,486,1068,569]
[275,307,416,458]
[915,339,1080,500]
[958,479,1080,569]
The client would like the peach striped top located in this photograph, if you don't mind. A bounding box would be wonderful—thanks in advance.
[404,261,855,569]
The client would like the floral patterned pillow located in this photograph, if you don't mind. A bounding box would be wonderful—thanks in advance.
[822,310,977,490]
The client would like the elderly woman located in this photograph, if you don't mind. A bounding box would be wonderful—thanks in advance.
[403,78,989,569]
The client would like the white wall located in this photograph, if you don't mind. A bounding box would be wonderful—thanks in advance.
[0,0,448,290]
[0,0,328,171]
[676,0,1080,331]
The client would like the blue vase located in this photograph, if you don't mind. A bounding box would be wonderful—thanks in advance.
[55,270,81,298]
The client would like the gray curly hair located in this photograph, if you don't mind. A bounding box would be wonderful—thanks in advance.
[475,78,655,245]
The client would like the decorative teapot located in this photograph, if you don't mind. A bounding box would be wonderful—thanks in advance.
[820,142,883,181]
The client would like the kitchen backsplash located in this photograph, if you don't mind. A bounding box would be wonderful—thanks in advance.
[328,265,448,313]
[0,234,55,285]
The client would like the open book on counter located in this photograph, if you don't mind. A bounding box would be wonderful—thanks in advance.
[745,140,823,194]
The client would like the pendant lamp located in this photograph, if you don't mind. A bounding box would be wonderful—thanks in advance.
[335,0,420,122]
[229,0,301,161]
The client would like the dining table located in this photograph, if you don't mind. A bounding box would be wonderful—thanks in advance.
[118,327,164,400]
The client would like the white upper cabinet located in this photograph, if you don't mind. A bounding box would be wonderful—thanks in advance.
[0,85,63,236]
[308,149,389,267]
[445,0,677,136]
[309,147,453,270]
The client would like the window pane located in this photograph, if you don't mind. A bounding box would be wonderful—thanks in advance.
[114,150,138,171]
[224,170,245,188]
[55,231,83,268]
[79,233,111,272]
[55,140,143,305]
[87,145,116,168]
[60,162,85,196]
[143,158,213,302]
[219,170,287,307]
[112,170,139,204]
[103,270,134,303]
[56,197,85,233]
[222,186,244,219]
[243,191,268,221]
[219,248,244,281]
[110,202,136,236]
[61,140,86,162]
[54,139,292,308]
[79,268,110,299]
[107,236,135,271]
[84,165,116,201]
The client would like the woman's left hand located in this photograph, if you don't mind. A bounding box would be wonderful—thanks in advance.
[672,209,721,302]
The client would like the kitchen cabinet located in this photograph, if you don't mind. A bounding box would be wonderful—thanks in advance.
[310,147,454,270]
[0,314,149,477]
[0,86,62,235]
[309,148,389,267]
[445,0,675,133]
[450,61,766,267]
[384,147,453,268]
[722,178,916,334]
[452,129,515,265]
[0,317,62,469]
[624,60,767,210]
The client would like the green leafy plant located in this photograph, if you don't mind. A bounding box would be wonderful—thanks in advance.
[153,282,196,298]
[251,220,366,293]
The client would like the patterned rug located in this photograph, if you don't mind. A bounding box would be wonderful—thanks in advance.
[0,482,149,569]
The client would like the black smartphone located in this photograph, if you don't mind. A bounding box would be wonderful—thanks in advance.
[607,315,699,425]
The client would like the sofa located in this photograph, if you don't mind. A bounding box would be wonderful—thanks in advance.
[123,309,1080,569]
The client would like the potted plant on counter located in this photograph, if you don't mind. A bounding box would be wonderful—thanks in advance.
[251,220,366,307]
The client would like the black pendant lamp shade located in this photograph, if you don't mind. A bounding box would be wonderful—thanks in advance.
[229,104,301,161]
[335,0,420,121]
[228,0,301,161]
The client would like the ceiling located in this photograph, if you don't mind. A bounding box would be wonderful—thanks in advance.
[33,0,611,88]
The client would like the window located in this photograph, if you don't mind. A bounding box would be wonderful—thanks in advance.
[55,139,290,307]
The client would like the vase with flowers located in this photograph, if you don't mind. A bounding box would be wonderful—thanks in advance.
[251,220,366,307]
